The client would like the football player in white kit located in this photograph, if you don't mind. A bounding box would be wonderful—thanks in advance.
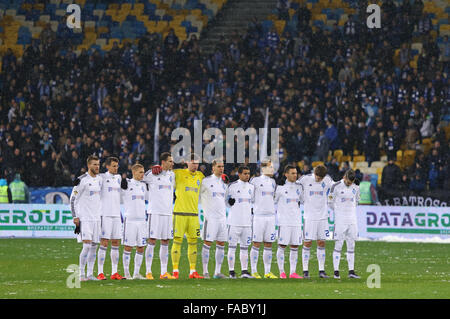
[225,165,255,279]
[296,164,333,279]
[97,157,124,280]
[249,160,278,279]
[120,164,149,279]
[70,155,102,281]
[199,159,229,279]
[328,169,361,279]
[143,152,176,280]
[274,165,304,279]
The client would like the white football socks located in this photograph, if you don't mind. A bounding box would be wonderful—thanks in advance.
[277,246,285,274]
[145,243,155,274]
[79,243,90,277]
[263,247,272,274]
[215,245,225,275]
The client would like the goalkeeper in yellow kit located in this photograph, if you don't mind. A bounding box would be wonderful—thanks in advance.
[151,153,204,279]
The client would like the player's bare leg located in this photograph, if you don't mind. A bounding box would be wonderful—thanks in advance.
[110,239,123,279]
[250,242,262,278]
[317,240,329,278]
[263,242,277,278]
[302,240,312,279]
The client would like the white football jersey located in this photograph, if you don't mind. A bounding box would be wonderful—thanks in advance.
[225,179,255,227]
[250,175,276,216]
[143,169,175,216]
[328,180,360,225]
[296,174,333,221]
[200,174,227,221]
[121,178,148,221]
[99,171,121,217]
[275,181,302,226]
[70,173,102,221]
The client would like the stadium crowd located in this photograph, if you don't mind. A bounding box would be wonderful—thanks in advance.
[0,1,449,196]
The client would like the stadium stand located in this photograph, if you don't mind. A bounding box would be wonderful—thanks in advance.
[0,0,448,195]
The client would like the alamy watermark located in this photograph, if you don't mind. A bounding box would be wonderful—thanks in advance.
[66,264,81,288]
[170,120,280,166]
[366,264,381,288]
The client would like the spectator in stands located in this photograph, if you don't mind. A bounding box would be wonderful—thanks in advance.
[277,0,290,21]
[398,173,410,190]
[409,173,426,192]
[296,3,311,32]
[315,130,329,162]
[411,0,424,26]
[382,157,402,190]
[419,114,434,138]
[405,119,419,150]
[326,157,340,181]
[364,128,380,165]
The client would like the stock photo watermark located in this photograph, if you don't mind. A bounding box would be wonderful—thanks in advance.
[170,120,280,166]
[66,264,81,288]
[366,264,381,288]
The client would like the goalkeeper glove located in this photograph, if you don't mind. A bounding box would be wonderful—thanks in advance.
[74,222,81,235]
[221,174,229,184]
[228,197,235,206]
[121,179,128,190]
[152,165,162,175]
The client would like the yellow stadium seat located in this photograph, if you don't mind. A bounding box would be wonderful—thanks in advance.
[315,14,327,23]
[108,3,119,10]
[333,150,343,162]
[403,150,416,167]
[312,161,324,168]
[353,155,365,163]
[274,20,286,35]
[371,161,385,169]
[355,161,369,169]
[121,3,132,12]
[341,155,351,163]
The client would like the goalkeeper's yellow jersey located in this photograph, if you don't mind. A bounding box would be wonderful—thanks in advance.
[173,169,205,214]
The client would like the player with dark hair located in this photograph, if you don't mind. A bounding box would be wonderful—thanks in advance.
[296,164,334,279]
[225,165,255,279]
[328,169,361,279]
[143,152,176,280]
[97,157,124,280]
[249,160,278,279]
[70,155,102,281]
[275,165,304,279]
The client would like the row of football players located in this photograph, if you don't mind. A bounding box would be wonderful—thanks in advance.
[70,154,360,281]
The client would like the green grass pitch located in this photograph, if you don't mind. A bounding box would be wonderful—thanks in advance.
[1,238,449,298]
